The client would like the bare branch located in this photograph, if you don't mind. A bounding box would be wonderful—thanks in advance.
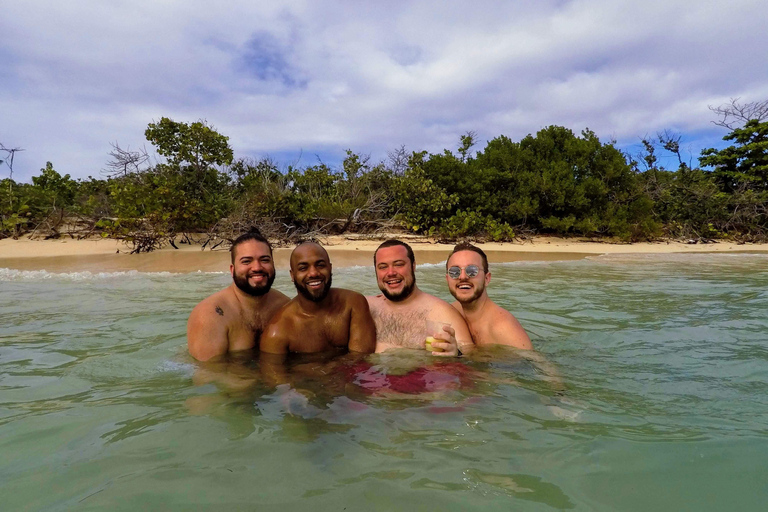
[102,142,149,178]
[708,98,768,129]
[0,143,25,180]
[657,129,685,168]
[386,145,408,175]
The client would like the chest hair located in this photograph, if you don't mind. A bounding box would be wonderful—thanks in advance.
[371,306,428,348]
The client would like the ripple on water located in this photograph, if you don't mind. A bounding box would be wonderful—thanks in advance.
[1,255,768,510]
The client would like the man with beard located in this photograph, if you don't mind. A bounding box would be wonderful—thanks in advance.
[367,239,473,356]
[187,230,290,361]
[445,242,532,350]
[259,242,376,355]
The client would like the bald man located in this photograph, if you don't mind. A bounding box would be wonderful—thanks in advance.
[259,242,376,356]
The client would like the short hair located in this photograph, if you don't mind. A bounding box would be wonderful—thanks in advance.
[374,239,415,267]
[447,242,488,273]
[231,228,273,263]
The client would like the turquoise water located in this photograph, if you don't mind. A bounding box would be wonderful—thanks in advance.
[1,254,767,510]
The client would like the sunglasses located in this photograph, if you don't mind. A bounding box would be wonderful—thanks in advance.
[447,265,481,279]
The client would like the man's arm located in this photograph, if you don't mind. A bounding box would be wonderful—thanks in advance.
[429,301,475,356]
[187,301,229,361]
[347,292,376,354]
[259,314,291,355]
[490,309,533,350]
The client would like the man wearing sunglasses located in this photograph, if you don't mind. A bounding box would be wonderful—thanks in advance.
[367,239,474,356]
[445,242,532,350]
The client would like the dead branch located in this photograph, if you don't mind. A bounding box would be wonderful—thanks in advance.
[102,142,150,178]
[709,98,768,130]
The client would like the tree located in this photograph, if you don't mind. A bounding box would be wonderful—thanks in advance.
[101,118,235,251]
[700,119,768,192]
[472,126,656,239]
[102,142,149,178]
[457,131,477,162]
[145,117,233,172]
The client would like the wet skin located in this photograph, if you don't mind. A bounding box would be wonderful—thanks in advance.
[187,240,289,362]
[367,244,473,356]
[446,250,532,350]
[260,242,376,357]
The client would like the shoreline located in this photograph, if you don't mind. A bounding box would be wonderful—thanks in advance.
[1,235,767,273]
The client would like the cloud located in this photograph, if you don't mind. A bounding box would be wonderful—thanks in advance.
[1,0,767,181]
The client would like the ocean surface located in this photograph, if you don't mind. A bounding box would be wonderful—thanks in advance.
[1,253,767,511]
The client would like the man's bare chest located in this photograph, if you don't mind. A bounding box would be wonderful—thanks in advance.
[370,306,428,349]
[227,311,268,350]
[289,312,352,352]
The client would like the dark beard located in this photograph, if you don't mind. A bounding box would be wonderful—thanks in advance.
[294,274,332,302]
[380,276,415,302]
[233,271,275,297]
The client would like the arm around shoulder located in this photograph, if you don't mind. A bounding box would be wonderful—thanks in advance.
[347,292,376,354]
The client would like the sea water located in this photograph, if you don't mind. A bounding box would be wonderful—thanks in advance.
[1,254,767,511]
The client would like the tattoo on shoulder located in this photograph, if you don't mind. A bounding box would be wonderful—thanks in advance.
[215,306,224,316]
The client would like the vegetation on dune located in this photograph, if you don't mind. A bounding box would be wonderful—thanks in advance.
[2,100,767,251]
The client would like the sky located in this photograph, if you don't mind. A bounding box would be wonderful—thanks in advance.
[2,0,767,183]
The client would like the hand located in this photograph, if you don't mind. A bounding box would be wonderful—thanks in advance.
[429,325,459,357]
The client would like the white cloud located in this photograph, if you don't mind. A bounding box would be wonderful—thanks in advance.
[1,0,767,181]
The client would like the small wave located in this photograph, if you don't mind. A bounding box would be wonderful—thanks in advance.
[590,252,768,264]
[494,259,578,267]
[0,268,173,281]
[156,360,196,376]
[0,267,230,281]
[417,262,448,269]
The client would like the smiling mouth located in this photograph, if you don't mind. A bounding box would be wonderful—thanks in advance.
[305,278,325,288]
[457,283,473,290]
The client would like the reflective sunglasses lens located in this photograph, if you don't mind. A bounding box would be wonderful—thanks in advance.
[447,266,461,279]
[465,265,480,277]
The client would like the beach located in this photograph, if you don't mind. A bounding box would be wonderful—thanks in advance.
[1,235,767,273]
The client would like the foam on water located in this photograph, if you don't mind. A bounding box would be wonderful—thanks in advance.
[0,267,227,282]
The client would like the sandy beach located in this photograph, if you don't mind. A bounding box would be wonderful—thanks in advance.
[1,235,766,273]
